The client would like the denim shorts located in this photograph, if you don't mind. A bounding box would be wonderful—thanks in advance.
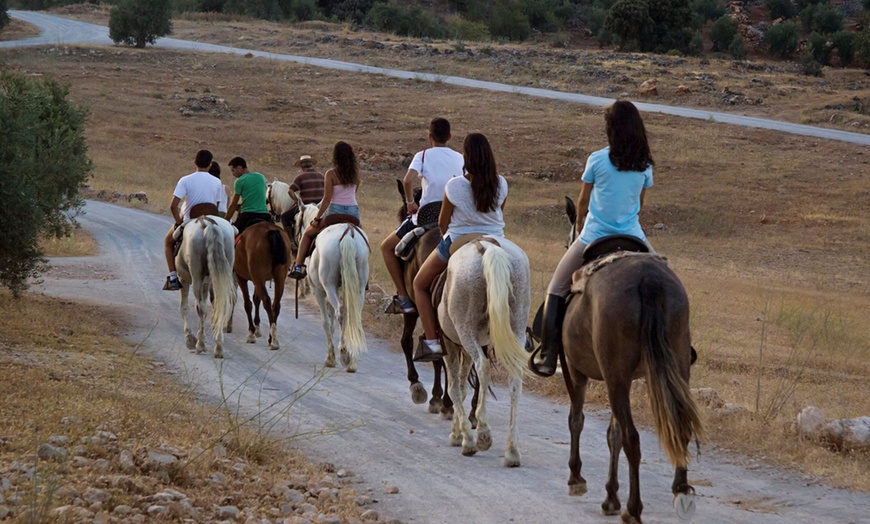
[326,204,360,220]
[436,236,453,262]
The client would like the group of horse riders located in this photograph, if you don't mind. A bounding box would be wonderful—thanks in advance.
[162,100,656,377]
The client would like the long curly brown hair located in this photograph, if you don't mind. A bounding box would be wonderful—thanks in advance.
[605,100,654,172]
[332,141,359,186]
[463,133,500,213]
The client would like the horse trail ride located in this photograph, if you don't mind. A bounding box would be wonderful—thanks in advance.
[171,172,703,523]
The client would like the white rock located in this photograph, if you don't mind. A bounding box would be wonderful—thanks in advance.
[119,449,136,472]
[147,505,169,517]
[384,485,400,494]
[283,517,312,524]
[70,456,91,468]
[112,504,133,515]
[218,505,241,519]
[0,506,9,520]
[360,509,379,521]
[48,436,70,445]
[38,443,68,462]
[83,488,111,506]
[145,450,178,470]
[797,406,826,439]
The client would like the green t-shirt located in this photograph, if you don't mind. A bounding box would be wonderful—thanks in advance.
[234,172,269,214]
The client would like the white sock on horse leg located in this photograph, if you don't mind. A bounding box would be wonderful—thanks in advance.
[170,271,178,278]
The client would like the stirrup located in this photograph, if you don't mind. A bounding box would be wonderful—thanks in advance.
[413,337,443,362]
[528,345,558,377]
[288,264,307,280]
[163,276,182,291]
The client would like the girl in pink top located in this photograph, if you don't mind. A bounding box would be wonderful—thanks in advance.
[289,141,361,279]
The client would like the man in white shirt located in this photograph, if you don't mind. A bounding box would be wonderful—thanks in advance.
[379,117,464,314]
[163,149,225,290]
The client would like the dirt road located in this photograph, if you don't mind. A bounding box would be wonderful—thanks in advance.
[32,201,869,523]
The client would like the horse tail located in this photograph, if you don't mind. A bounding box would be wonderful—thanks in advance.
[638,276,705,469]
[267,229,288,267]
[481,244,529,380]
[339,230,367,357]
[204,220,235,339]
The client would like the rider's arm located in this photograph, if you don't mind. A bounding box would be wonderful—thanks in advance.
[640,187,647,208]
[170,196,183,226]
[402,168,419,214]
[438,196,454,236]
[225,194,241,222]
[575,182,593,235]
[314,170,335,221]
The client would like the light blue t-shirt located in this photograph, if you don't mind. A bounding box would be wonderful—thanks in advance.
[579,147,653,244]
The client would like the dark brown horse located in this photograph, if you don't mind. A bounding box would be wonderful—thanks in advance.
[233,221,292,350]
[560,247,705,523]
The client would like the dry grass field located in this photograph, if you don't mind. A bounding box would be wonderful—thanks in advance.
[0,291,368,522]
[40,228,98,258]
[2,9,869,493]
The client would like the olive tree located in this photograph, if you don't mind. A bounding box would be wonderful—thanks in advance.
[0,72,92,296]
[109,0,173,48]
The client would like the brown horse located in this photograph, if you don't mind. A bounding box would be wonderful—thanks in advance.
[233,221,292,350]
[559,247,705,523]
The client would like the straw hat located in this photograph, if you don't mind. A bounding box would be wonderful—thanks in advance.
[294,155,317,167]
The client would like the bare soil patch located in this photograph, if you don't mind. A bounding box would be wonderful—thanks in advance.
[0,17,40,42]
[0,291,374,522]
[1,41,868,491]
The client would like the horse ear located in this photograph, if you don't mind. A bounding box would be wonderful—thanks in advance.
[396,179,404,200]
[565,196,577,225]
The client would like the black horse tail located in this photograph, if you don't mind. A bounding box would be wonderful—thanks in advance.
[267,229,288,266]
[638,275,705,469]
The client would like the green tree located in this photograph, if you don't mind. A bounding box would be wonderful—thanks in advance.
[691,0,724,22]
[800,2,842,34]
[224,0,283,19]
[647,0,694,53]
[0,72,91,296]
[728,33,747,59]
[855,29,870,68]
[765,0,796,20]
[1,0,9,31]
[765,20,798,57]
[830,30,854,66]
[109,0,173,48]
[710,14,738,51]
[807,31,831,64]
[604,0,654,51]
[489,0,531,41]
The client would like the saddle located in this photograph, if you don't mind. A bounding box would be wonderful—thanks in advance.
[449,233,501,256]
[305,214,369,258]
[171,203,223,241]
[394,201,442,261]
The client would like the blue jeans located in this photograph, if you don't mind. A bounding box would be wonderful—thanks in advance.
[326,204,360,221]
[436,236,453,262]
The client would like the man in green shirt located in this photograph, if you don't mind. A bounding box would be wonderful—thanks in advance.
[226,156,271,235]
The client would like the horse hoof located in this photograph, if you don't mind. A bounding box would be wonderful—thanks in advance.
[213,351,224,359]
[345,365,357,373]
[674,492,696,521]
[502,454,521,468]
[255,326,262,337]
[461,444,478,457]
[620,511,641,524]
[477,429,492,452]
[568,482,587,496]
[269,344,280,351]
[246,334,256,344]
[470,417,478,430]
[428,397,442,413]
[185,335,197,350]
[440,407,454,420]
[449,434,462,447]
[410,383,427,405]
[339,348,351,367]
[601,501,621,517]
[324,359,336,368]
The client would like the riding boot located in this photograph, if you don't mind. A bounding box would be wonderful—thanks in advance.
[529,294,567,377]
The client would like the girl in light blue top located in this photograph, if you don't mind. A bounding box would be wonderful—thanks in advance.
[531,100,655,377]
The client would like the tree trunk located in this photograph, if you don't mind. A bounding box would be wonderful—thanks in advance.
[136,36,146,48]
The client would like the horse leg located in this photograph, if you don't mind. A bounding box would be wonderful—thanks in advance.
[429,358,443,413]
[469,365,480,430]
[193,282,207,354]
[443,341,466,448]
[567,373,590,496]
[440,361,454,420]
[503,374,522,467]
[401,313,427,405]
[314,290,337,368]
[271,275,285,351]
[225,279,235,334]
[238,276,256,344]
[601,415,622,514]
[468,346,492,454]
[256,281,278,351]
[608,381,643,524]
[253,294,262,338]
[180,284,197,350]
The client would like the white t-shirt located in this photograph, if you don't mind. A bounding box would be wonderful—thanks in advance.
[408,146,464,224]
[173,171,225,220]
[443,175,508,240]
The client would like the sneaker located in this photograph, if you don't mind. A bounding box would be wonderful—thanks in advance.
[288,264,307,280]
[393,295,417,314]
[413,337,444,362]
[163,276,182,291]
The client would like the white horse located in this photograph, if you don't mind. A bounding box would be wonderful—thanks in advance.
[175,215,236,358]
[297,205,369,372]
[439,237,531,466]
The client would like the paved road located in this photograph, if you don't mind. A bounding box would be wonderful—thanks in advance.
[5,10,870,146]
[34,201,870,524]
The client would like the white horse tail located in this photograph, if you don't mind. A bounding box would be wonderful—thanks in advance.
[204,219,235,339]
[482,243,529,380]
[339,230,367,356]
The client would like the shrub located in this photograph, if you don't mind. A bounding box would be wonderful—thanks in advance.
[489,0,531,41]
[855,29,870,68]
[765,0,796,20]
[0,72,91,296]
[647,0,694,53]
[282,0,318,21]
[224,0,282,19]
[604,0,654,51]
[582,4,609,35]
[800,52,823,76]
[688,30,704,56]
[830,30,855,66]
[317,0,383,24]
[691,0,724,22]
[711,14,738,51]
[447,15,490,41]
[800,2,843,34]
[794,0,826,8]
[728,33,747,59]
[765,20,798,57]
[109,0,173,48]
[198,0,226,11]
[807,31,831,64]
[0,0,8,31]
[364,4,446,38]
[523,0,560,32]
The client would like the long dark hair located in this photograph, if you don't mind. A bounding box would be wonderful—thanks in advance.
[463,133,500,213]
[605,100,654,172]
[332,141,359,186]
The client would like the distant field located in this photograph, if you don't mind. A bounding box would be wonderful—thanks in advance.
[1,30,868,491]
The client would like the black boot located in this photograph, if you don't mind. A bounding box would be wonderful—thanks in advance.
[529,294,567,377]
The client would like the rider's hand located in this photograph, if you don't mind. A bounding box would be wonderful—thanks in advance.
[406,202,419,215]
[313,217,322,224]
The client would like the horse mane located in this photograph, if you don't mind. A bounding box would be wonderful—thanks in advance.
[269,180,294,216]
